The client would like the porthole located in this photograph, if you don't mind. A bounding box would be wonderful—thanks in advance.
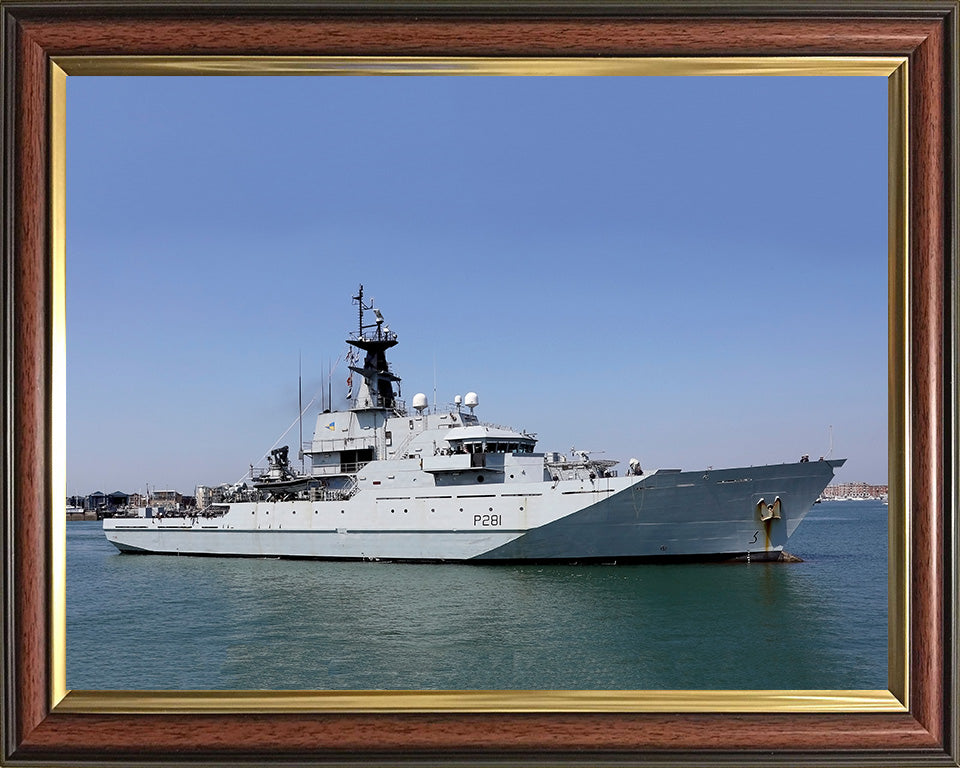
[477,475,485,483]
[489,507,493,512]
[519,506,524,511]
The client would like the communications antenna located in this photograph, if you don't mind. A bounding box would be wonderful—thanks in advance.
[298,351,304,474]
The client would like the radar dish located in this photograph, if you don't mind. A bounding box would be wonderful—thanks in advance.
[412,393,428,412]
[464,392,479,412]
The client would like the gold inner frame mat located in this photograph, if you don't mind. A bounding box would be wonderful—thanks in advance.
[48,55,909,715]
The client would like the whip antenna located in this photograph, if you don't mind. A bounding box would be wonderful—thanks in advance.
[299,351,304,474]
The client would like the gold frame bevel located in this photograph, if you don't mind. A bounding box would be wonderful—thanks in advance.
[49,55,909,716]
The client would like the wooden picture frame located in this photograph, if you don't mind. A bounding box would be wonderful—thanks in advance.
[2,2,956,764]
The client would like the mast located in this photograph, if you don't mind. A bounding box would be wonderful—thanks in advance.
[356,284,364,338]
[347,285,401,410]
[298,351,304,473]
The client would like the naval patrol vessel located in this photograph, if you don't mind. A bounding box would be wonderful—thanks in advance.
[103,287,844,563]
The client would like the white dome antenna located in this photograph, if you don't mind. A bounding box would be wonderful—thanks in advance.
[465,392,479,413]
[413,393,428,413]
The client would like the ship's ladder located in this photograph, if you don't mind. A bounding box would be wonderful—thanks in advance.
[340,477,360,499]
[391,428,421,459]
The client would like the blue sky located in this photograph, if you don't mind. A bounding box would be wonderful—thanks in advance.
[66,75,887,495]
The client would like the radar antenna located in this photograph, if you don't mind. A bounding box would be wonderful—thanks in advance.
[352,284,393,343]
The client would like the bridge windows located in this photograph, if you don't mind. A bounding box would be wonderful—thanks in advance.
[455,440,535,454]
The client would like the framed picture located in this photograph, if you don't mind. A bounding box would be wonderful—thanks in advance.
[2,2,956,765]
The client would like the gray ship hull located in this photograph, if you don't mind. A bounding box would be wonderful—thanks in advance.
[104,459,841,563]
[473,459,836,562]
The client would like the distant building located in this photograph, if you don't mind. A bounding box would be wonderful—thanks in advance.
[84,491,107,511]
[151,490,181,504]
[151,490,182,511]
[69,488,205,515]
[195,485,212,509]
[127,493,146,508]
[107,491,129,508]
[822,482,888,500]
[196,485,231,509]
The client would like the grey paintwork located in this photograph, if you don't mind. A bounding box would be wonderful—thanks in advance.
[104,289,844,563]
[473,460,841,561]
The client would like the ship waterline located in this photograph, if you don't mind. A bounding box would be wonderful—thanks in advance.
[105,461,841,562]
[104,287,844,562]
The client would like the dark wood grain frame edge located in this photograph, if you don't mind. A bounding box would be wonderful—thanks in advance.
[1,3,957,766]
[2,3,50,763]
[944,0,959,759]
[1,3,17,762]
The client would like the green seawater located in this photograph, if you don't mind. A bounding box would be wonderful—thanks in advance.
[66,500,887,690]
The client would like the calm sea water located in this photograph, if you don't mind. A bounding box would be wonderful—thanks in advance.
[66,500,887,690]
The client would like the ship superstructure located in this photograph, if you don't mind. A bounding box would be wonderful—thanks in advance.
[104,287,844,562]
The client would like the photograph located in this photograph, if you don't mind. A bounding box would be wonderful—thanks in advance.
[2,4,956,766]
[64,73,890,693]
